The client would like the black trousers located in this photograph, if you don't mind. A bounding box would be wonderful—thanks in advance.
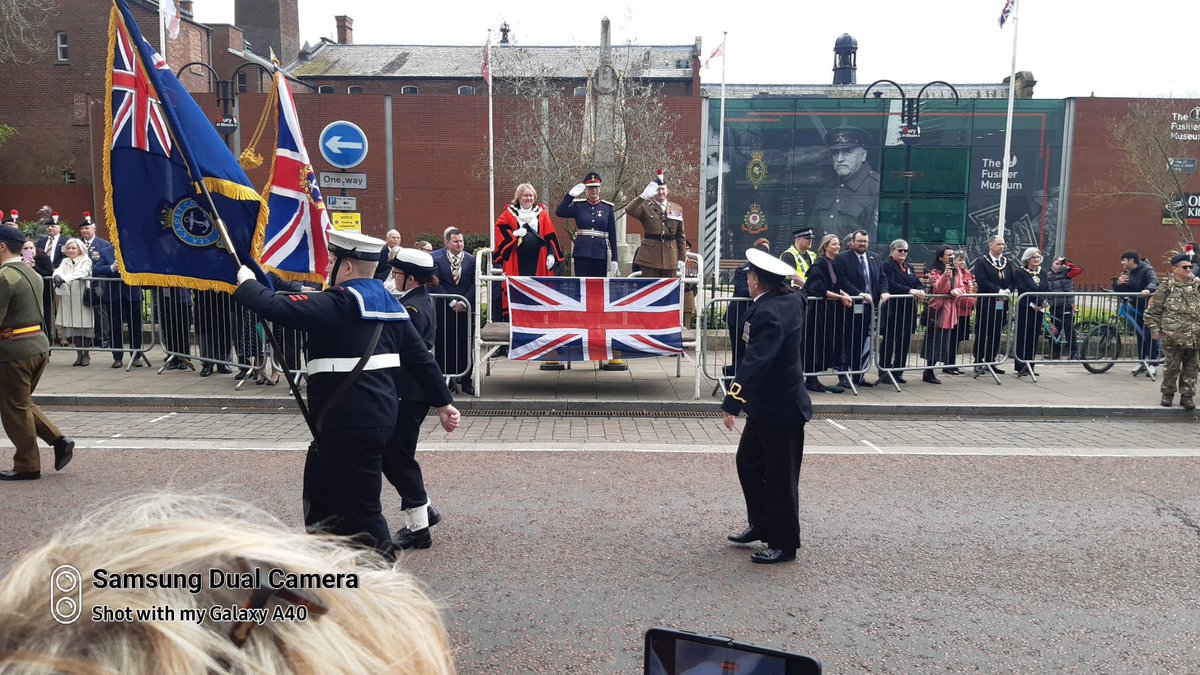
[195,291,233,362]
[105,296,144,360]
[736,416,805,550]
[383,400,430,509]
[973,303,1007,363]
[841,306,873,379]
[303,425,392,554]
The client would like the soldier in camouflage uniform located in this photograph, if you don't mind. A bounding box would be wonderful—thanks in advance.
[1144,253,1200,409]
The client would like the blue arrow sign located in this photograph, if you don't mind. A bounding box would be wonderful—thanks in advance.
[318,121,369,169]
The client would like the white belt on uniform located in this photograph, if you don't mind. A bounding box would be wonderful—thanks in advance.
[306,353,401,375]
[576,229,607,237]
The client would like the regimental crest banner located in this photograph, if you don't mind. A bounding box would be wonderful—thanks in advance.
[104,0,268,292]
[507,277,683,361]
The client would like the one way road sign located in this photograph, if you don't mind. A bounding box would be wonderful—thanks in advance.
[318,121,369,169]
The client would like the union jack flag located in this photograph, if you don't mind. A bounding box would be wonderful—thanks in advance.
[258,70,331,283]
[507,277,683,361]
[998,0,1015,27]
[111,16,171,154]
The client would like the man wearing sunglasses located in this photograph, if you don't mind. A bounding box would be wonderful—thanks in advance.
[1145,253,1200,410]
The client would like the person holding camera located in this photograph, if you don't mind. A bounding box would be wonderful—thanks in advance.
[1047,256,1083,359]
[1113,250,1160,375]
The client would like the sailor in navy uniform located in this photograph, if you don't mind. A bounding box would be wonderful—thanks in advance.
[555,172,619,278]
[385,248,445,550]
[722,248,813,565]
[233,231,459,559]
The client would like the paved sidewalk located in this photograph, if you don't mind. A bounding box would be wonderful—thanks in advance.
[30,346,1187,417]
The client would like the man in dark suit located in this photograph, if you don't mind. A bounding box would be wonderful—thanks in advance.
[432,227,476,395]
[722,248,813,564]
[82,220,145,368]
[35,216,66,268]
[971,234,1014,374]
[833,228,886,387]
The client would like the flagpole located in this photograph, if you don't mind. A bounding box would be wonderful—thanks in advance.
[997,0,1019,240]
[158,0,166,59]
[487,31,496,256]
[713,31,727,291]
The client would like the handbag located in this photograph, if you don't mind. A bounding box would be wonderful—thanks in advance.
[81,281,95,307]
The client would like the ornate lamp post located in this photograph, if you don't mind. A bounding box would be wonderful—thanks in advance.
[862,80,959,242]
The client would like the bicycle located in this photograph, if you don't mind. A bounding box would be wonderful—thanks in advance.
[1079,292,1156,374]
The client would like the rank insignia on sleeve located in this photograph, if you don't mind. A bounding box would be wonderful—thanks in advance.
[287,294,309,302]
[728,382,746,403]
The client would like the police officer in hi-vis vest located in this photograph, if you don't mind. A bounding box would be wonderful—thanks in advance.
[780,227,817,287]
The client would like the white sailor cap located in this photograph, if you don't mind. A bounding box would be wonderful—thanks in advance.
[389,247,436,277]
[745,248,796,280]
[328,230,386,261]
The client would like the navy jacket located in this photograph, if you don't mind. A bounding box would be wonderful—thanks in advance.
[234,279,452,431]
[432,249,476,301]
[721,287,813,424]
[396,286,436,402]
[555,195,617,261]
[833,249,885,302]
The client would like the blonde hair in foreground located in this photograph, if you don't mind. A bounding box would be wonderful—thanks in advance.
[0,493,454,675]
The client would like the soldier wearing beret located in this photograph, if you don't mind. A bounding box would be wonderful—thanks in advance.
[722,248,813,564]
[556,172,619,278]
[810,126,880,246]
[233,231,459,559]
[0,225,74,480]
[1146,253,1200,409]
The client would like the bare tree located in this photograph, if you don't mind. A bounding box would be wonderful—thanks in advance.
[1089,98,1200,250]
[485,44,698,248]
[0,0,58,65]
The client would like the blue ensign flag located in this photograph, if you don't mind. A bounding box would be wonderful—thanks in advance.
[104,0,268,292]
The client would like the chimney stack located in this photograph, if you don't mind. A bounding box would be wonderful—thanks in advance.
[335,15,353,45]
[178,0,193,15]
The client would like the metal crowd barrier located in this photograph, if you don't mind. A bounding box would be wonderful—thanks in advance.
[1006,291,1163,383]
[44,275,158,371]
[873,292,1013,391]
[474,248,704,399]
[428,292,473,387]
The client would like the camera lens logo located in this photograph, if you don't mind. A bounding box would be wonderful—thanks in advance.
[50,565,83,624]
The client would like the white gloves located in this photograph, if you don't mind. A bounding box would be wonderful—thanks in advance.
[640,181,659,200]
[546,254,556,269]
[568,183,586,197]
[236,265,255,285]
[676,260,686,273]
[609,261,620,277]
[513,227,528,238]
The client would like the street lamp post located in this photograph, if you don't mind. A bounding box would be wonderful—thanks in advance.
[863,80,959,243]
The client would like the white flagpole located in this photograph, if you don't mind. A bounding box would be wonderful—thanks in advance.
[713,31,727,290]
[158,1,167,58]
[997,0,1020,240]
[487,32,496,256]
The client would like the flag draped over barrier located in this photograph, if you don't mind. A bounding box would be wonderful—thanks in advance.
[507,277,683,361]
[104,0,268,292]
[254,70,331,284]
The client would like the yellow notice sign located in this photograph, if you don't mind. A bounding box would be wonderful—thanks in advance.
[331,212,362,232]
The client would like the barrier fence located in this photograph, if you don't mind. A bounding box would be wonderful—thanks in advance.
[703,290,1164,395]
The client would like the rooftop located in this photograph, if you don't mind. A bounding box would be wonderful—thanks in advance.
[700,82,1012,100]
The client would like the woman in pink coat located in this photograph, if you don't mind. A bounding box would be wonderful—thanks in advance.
[921,246,969,384]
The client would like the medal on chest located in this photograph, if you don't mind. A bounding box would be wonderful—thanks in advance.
[742,320,751,344]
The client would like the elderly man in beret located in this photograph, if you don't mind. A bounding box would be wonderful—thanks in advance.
[1145,252,1200,409]
[810,126,880,246]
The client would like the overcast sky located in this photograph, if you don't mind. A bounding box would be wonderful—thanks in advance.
[192,0,1199,100]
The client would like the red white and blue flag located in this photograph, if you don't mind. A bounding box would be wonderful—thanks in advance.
[256,70,331,283]
[110,16,171,155]
[507,277,683,361]
[998,0,1015,27]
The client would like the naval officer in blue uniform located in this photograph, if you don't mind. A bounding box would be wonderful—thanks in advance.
[556,172,619,278]
[233,231,459,559]
[722,248,813,565]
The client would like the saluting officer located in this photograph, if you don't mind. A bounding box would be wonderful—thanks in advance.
[722,248,813,564]
[233,231,458,559]
[385,248,444,550]
[625,170,686,279]
[556,172,619,278]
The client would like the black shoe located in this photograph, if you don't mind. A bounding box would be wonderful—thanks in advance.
[894,375,907,384]
[1183,396,1196,411]
[200,364,214,377]
[111,360,123,369]
[0,470,40,481]
[945,368,964,375]
[751,548,797,564]
[805,380,826,393]
[216,364,233,375]
[727,526,763,545]
[923,370,942,385]
[234,368,250,381]
[855,378,875,388]
[428,506,442,527]
[392,527,432,550]
[79,353,90,367]
[838,376,852,388]
[53,437,74,471]
[992,366,1006,374]
[460,383,476,396]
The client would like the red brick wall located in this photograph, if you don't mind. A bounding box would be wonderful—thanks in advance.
[1065,97,1200,285]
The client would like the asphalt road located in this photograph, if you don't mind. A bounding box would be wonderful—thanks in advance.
[1,414,1198,672]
